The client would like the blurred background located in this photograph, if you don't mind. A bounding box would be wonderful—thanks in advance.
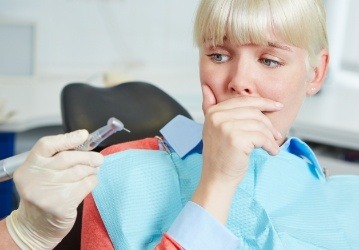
[0,0,199,75]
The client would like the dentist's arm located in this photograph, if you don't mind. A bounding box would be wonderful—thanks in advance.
[0,130,103,250]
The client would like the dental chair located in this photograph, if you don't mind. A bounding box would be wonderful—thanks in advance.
[56,81,192,249]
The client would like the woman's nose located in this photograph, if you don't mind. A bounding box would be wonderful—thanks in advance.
[227,61,255,96]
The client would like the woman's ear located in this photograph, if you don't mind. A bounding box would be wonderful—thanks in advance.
[306,49,330,95]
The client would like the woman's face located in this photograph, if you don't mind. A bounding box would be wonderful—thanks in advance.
[199,38,315,138]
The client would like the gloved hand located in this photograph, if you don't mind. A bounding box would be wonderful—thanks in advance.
[5,130,104,250]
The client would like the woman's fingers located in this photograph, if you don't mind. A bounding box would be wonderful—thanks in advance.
[215,119,280,155]
[207,95,283,113]
[206,106,282,142]
[201,84,282,114]
[241,131,280,156]
[202,84,217,114]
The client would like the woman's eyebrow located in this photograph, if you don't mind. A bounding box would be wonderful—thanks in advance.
[203,43,226,51]
[267,42,293,52]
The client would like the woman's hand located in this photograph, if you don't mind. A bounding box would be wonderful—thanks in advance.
[192,85,283,223]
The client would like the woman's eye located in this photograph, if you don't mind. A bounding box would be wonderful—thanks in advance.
[208,53,230,63]
[259,58,282,68]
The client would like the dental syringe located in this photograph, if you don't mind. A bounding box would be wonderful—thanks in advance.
[0,117,130,182]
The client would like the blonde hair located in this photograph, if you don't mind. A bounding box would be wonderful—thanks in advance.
[194,0,328,68]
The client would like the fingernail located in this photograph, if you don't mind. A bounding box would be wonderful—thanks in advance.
[275,102,284,108]
[277,131,283,139]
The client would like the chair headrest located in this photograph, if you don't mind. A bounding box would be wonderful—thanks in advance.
[61,81,192,151]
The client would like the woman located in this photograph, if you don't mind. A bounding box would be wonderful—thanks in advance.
[82,0,357,249]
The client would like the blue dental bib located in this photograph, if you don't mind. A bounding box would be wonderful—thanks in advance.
[93,145,359,249]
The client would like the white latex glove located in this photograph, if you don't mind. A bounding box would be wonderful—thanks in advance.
[5,130,104,250]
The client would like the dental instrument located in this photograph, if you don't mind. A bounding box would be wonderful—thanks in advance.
[0,117,130,182]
